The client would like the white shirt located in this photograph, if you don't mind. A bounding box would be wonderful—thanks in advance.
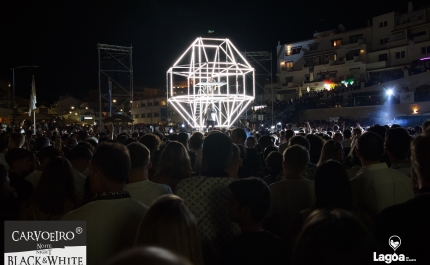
[350,163,414,217]
[25,170,43,190]
[125,180,172,206]
[391,163,412,178]
[62,193,148,265]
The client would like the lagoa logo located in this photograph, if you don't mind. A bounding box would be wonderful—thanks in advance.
[373,235,416,263]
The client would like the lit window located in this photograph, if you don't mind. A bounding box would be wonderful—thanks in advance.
[333,39,342,47]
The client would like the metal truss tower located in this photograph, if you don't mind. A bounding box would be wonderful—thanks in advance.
[167,38,255,130]
[97,43,133,128]
[241,51,274,126]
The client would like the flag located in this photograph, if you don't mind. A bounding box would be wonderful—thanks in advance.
[29,75,37,116]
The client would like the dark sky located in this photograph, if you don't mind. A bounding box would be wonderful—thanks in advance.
[0,0,418,103]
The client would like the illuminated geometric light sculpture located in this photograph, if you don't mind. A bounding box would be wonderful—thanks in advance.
[167,37,255,130]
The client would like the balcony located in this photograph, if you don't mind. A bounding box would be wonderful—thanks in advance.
[367,61,387,70]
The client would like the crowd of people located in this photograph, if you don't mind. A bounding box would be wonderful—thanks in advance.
[1,119,430,265]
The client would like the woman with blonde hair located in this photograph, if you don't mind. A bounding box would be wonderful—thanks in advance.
[136,195,204,265]
[317,139,343,166]
[152,141,192,191]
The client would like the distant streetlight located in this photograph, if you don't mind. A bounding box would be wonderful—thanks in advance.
[11,65,39,125]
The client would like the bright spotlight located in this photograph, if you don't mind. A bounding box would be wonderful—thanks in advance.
[271,126,275,129]
[277,122,282,125]
[386,89,393,96]
[181,124,185,128]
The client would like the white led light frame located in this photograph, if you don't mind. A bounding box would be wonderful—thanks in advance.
[167,37,255,129]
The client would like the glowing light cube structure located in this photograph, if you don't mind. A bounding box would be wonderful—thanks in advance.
[167,38,255,129]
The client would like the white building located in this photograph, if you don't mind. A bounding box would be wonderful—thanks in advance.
[131,97,182,125]
[276,2,430,101]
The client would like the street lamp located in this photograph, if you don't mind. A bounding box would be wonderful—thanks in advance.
[11,65,39,125]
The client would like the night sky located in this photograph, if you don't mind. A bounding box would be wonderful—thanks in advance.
[0,0,417,103]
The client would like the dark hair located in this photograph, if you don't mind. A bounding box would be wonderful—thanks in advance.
[86,138,98,149]
[77,141,94,153]
[232,128,247,143]
[38,146,63,164]
[124,138,137,146]
[5,148,33,166]
[266,151,283,181]
[229,178,271,223]
[356,132,384,161]
[67,146,93,162]
[9,133,25,147]
[263,146,278,160]
[293,209,374,265]
[289,136,310,151]
[385,128,410,159]
[202,133,232,175]
[285,129,295,139]
[139,134,161,152]
[117,135,129,145]
[283,145,309,172]
[92,142,130,183]
[343,129,352,139]
[177,133,189,149]
[35,157,75,213]
[33,137,51,152]
[258,135,273,150]
[305,134,324,164]
[127,142,150,169]
[189,132,204,150]
[367,125,386,140]
[314,160,353,209]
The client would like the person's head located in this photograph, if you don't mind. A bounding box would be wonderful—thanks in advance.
[352,127,362,139]
[258,136,274,151]
[33,137,51,152]
[106,247,192,265]
[127,142,151,179]
[231,128,247,145]
[189,132,204,151]
[384,128,411,162]
[157,141,192,180]
[66,137,78,148]
[202,132,233,175]
[333,124,339,131]
[293,209,374,265]
[356,132,384,163]
[289,135,310,151]
[77,141,95,153]
[314,160,353,209]
[285,129,295,140]
[8,133,25,149]
[37,146,63,169]
[35,156,75,214]
[266,151,283,176]
[245,136,256,148]
[343,129,352,140]
[117,135,129,145]
[66,146,93,173]
[411,131,430,190]
[422,120,430,131]
[86,138,98,149]
[228,178,271,226]
[263,146,278,160]
[226,144,242,179]
[305,134,324,164]
[283,145,309,177]
[90,142,130,193]
[367,125,387,140]
[139,134,162,152]
[177,133,190,150]
[333,132,343,143]
[137,195,203,265]
[317,140,343,166]
[5,148,34,174]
